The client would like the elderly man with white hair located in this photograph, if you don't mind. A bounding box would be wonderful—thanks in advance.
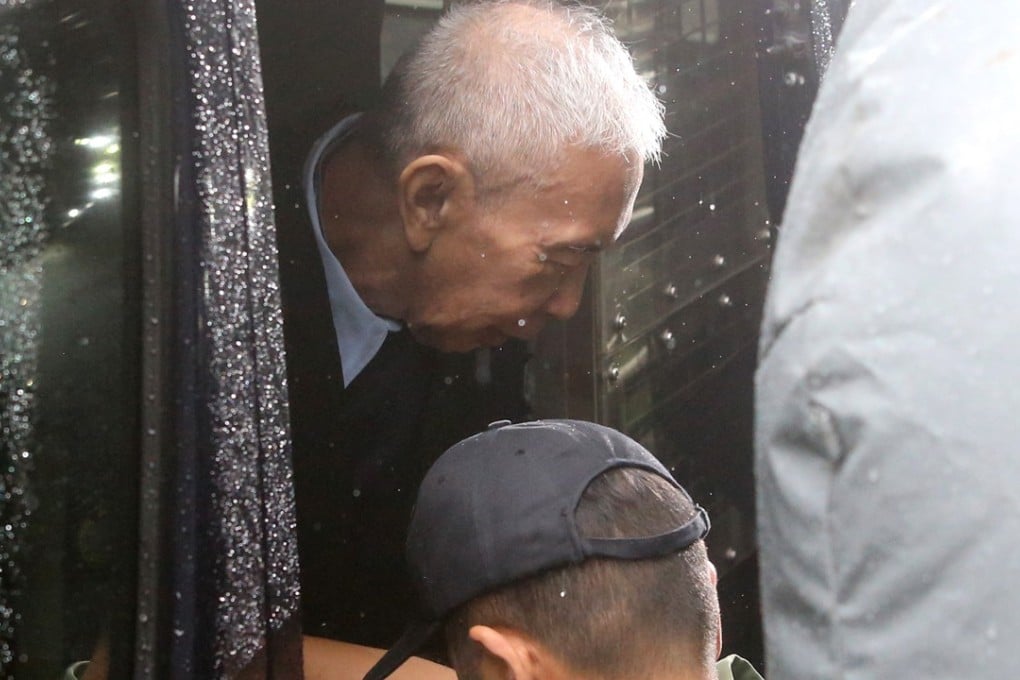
[288,0,667,649]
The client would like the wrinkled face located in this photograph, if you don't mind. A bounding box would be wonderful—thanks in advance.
[406,148,642,352]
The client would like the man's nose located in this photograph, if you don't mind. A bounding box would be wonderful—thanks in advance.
[543,265,590,321]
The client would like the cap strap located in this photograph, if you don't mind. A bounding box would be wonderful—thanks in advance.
[581,506,710,560]
[362,619,441,680]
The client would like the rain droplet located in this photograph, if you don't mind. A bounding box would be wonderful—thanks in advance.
[559,590,566,597]
[352,489,361,498]
[517,319,527,327]
[537,252,548,262]
[867,468,880,483]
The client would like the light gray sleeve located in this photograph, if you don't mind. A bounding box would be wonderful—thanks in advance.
[755,1,1020,677]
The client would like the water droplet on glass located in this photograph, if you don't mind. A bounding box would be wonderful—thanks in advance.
[517,319,526,327]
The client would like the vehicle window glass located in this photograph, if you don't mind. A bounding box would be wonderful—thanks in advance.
[255,0,839,669]
[0,2,141,677]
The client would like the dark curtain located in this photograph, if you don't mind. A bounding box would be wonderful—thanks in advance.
[164,0,302,677]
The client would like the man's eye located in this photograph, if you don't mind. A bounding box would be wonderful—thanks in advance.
[556,252,591,268]
[565,244,602,261]
[537,246,597,268]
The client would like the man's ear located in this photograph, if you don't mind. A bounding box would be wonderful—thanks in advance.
[708,560,723,659]
[468,625,541,680]
[398,154,474,253]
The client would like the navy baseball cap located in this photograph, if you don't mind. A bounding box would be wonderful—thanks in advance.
[363,419,710,680]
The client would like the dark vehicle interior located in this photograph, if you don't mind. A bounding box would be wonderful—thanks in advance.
[0,0,849,677]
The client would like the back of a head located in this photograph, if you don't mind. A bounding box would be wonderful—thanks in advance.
[376,0,666,189]
[445,467,720,680]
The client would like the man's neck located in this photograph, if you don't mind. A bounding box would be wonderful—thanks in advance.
[318,138,414,322]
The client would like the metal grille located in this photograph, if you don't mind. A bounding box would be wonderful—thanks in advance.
[530,0,771,574]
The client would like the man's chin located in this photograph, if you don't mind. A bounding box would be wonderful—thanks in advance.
[408,326,506,353]
[481,329,510,348]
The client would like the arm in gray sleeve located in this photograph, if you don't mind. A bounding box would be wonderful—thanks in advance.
[756,1,1020,677]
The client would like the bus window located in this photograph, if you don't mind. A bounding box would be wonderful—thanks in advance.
[255,0,845,669]
[0,1,142,677]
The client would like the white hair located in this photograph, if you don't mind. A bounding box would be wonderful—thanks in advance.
[379,0,666,187]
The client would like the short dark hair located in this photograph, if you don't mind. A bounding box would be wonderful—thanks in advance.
[443,467,719,679]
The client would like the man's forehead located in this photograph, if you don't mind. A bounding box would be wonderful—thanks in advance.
[535,153,642,190]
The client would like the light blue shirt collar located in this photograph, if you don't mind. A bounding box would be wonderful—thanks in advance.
[304,113,402,387]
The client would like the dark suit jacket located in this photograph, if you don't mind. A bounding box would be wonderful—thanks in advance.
[257,0,421,643]
[276,171,530,647]
[260,2,528,644]
[271,127,441,643]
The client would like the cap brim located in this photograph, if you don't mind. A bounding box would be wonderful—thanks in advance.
[362,619,443,680]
